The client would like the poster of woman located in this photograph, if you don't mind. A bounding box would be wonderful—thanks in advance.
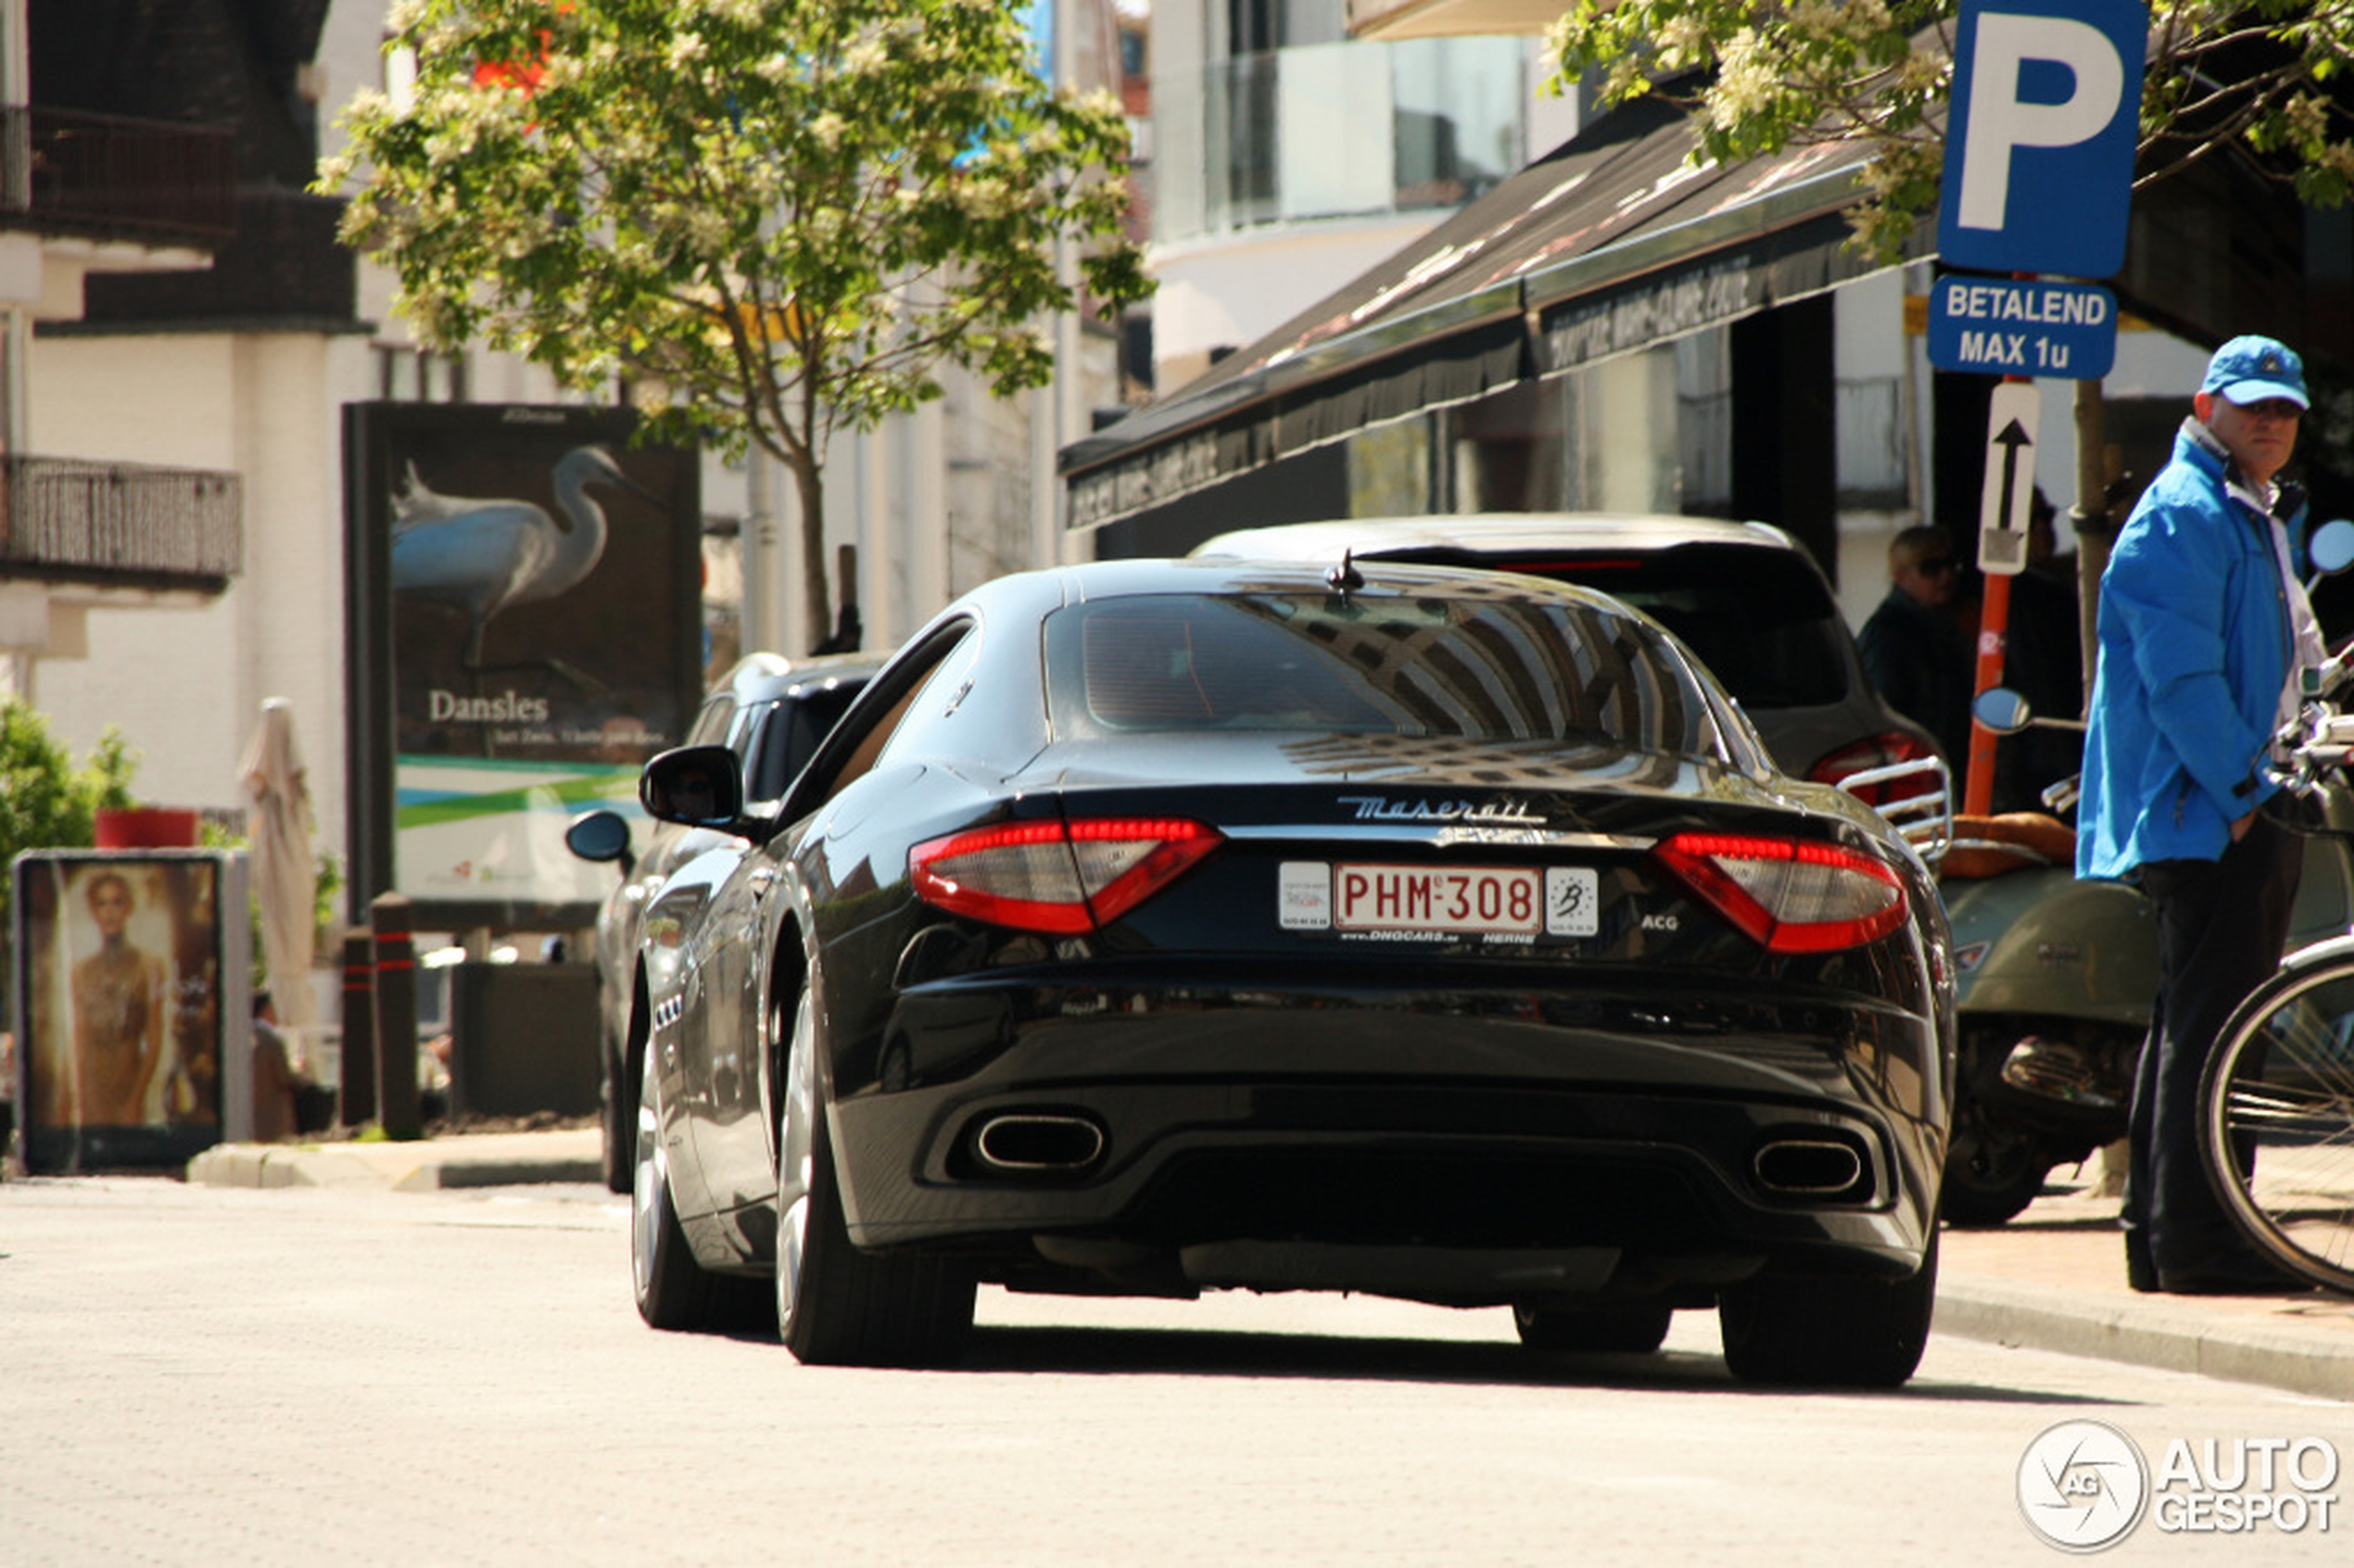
[11,851,238,1173]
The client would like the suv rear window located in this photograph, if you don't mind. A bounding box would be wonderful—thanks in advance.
[1373,543,1850,710]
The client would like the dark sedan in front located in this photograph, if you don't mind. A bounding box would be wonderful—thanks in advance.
[630,557,1954,1385]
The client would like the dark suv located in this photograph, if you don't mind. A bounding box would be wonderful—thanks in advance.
[1192,514,1937,791]
[565,651,884,1191]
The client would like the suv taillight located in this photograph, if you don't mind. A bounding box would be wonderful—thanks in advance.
[910,818,1223,934]
[1809,732,1938,805]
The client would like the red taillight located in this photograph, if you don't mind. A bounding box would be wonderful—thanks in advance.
[1809,731,1938,805]
[909,817,1223,934]
[1652,831,1907,953]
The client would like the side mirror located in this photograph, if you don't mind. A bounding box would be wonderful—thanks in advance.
[1972,686,2033,735]
[563,808,634,866]
[2311,519,2354,578]
[641,743,746,829]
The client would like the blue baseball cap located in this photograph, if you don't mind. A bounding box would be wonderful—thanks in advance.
[2201,335,2308,409]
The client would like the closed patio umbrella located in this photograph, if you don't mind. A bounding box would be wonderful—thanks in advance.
[238,698,319,1041]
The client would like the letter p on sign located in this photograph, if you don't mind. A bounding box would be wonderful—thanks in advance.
[1939,0,2145,279]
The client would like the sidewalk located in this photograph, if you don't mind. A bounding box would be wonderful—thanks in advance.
[1938,1181,2354,1398]
[184,1132,2354,1397]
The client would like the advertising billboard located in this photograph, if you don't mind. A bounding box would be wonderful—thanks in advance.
[11,851,249,1174]
[343,404,701,930]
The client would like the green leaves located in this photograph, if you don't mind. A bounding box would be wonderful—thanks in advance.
[321,0,1153,628]
[0,704,140,994]
[1541,1,2354,268]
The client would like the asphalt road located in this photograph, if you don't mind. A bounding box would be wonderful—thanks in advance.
[5,1177,2348,1565]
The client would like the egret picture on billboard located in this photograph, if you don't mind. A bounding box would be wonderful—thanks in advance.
[343,404,701,928]
[11,852,237,1174]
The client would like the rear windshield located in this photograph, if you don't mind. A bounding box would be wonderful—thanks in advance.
[1044,587,1724,757]
[1378,543,1850,710]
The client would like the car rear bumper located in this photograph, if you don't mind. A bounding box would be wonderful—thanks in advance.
[824,967,1945,1297]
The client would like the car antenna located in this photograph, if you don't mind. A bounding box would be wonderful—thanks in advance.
[1327,550,1364,596]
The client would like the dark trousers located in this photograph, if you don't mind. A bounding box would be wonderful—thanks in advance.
[2127,814,2302,1277]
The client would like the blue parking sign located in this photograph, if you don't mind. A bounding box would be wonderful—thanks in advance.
[1939,0,2146,279]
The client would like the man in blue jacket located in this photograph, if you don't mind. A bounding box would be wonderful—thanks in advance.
[2077,335,2322,1294]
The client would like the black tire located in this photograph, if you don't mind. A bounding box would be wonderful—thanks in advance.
[631,1043,728,1331]
[1512,1301,1673,1355]
[1718,1232,1938,1388]
[600,1031,632,1195]
[774,980,974,1367]
[1940,1096,2051,1227]
[2199,958,2354,1296]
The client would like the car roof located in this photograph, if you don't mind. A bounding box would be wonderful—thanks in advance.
[1190,512,1805,562]
[709,649,891,705]
[1045,552,1639,608]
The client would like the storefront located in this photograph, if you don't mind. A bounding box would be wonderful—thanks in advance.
[1068,88,2340,589]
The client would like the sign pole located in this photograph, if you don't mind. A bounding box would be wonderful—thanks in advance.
[1967,375,2041,815]
[1967,563,2014,816]
[1936,0,2147,816]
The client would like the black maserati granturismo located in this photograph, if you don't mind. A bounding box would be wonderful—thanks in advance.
[627,555,1954,1385]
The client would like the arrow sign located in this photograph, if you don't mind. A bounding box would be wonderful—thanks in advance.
[1979,383,2041,575]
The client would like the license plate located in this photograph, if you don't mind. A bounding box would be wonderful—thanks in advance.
[1279,863,1601,936]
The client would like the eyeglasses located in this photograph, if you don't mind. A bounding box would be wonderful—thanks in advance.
[2235,398,2305,422]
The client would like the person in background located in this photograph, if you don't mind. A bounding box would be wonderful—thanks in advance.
[2076,335,2321,1296]
[1858,523,1974,768]
[1993,489,2086,815]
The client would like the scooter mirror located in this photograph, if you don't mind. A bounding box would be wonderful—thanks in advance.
[2311,519,2354,578]
[1973,687,2033,735]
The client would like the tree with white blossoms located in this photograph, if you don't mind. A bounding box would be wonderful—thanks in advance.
[1544,1,2354,661]
[321,0,1151,642]
[1547,2,2354,264]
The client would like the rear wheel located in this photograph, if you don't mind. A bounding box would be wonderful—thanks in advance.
[1717,1233,1937,1387]
[632,1044,727,1330]
[774,980,975,1366]
[1512,1301,1673,1355]
[2200,960,2354,1295]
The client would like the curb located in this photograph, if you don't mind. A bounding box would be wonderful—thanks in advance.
[185,1132,601,1194]
[1936,1272,2354,1401]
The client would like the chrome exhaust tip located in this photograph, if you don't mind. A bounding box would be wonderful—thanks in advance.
[971,1112,1107,1173]
[1752,1137,1867,1198]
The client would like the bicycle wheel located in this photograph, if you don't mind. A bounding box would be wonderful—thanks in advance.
[2200,944,2354,1295]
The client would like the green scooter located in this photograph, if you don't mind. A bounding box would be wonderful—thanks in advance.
[1940,697,2354,1224]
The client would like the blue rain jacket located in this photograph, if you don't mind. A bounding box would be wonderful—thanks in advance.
[2077,422,2301,879]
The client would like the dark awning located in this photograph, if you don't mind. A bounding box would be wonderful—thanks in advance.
[1065,95,1927,530]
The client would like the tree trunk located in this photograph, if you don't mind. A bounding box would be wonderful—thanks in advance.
[2069,377,2122,709]
[787,449,833,650]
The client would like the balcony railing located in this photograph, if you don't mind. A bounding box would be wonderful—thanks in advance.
[0,105,237,247]
[0,456,243,591]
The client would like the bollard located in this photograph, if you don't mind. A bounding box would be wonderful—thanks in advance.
[371,893,422,1140]
[338,930,376,1127]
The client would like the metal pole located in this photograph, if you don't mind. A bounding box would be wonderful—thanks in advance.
[370,892,421,1139]
[338,929,375,1127]
[1966,571,2012,816]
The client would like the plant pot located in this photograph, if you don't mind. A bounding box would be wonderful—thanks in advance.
[93,806,200,849]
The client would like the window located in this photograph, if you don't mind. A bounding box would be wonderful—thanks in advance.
[1045,588,1719,759]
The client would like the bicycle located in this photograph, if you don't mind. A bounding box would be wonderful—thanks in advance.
[2198,677,2354,1295]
